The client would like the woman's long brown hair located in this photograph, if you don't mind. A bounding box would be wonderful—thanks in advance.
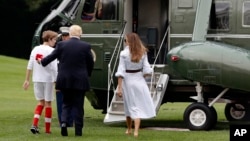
[126,33,147,63]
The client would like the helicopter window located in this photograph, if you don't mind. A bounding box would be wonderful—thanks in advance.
[243,2,250,26]
[209,2,230,30]
[62,0,80,20]
[81,0,117,22]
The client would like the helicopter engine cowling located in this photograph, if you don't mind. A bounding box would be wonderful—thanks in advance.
[167,41,250,92]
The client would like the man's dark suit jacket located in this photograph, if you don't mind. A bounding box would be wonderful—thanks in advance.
[41,37,94,91]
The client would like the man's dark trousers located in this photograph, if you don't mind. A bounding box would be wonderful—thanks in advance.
[56,91,74,127]
[61,89,85,136]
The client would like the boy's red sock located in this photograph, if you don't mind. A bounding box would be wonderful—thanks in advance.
[32,105,44,127]
[45,107,52,133]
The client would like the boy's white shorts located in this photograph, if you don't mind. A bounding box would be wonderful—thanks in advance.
[33,82,54,101]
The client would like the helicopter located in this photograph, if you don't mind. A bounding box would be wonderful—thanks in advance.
[32,0,250,130]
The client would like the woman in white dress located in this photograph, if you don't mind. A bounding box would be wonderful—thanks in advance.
[115,33,156,137]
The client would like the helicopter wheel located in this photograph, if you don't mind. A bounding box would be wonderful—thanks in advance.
[224,103,250,121]
[184,103,217,130]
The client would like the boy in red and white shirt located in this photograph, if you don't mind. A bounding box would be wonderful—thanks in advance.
[23,30,58,134]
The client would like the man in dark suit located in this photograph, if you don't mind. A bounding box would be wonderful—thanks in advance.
[40,25,94,136]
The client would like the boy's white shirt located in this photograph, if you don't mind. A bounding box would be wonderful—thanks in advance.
[27,45,57,82]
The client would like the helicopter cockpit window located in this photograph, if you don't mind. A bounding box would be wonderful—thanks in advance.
[243,2,250,26]
[81,0,117,22]
[209,2,230,30]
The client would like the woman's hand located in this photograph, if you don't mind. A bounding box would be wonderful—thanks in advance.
[116,88,122,97]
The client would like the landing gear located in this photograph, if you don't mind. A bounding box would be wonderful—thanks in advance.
[184,82,228,130]
[224,103,250,121]
[184,103,217,130]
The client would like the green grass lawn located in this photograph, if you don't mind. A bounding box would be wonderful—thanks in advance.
[0,55,229,141]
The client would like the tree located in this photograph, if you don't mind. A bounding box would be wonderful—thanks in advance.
[0,0,58,59]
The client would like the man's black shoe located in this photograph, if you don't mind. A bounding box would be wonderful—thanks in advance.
[61,123,68,136]
[75,127,82,136]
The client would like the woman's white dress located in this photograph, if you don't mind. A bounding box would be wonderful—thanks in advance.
[115,46,156,119]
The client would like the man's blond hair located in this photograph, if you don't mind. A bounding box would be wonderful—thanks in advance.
[69,25,82,37]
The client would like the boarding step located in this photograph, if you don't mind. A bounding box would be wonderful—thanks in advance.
[103,94,126,123]
[114,94,123,101]
[108,111,125,115]
[145,72,162,97]
[110,101,124,112]
[152,74,169,112]
[104,73,169,124]
[146,75,160,90]
[145,72,162,84]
